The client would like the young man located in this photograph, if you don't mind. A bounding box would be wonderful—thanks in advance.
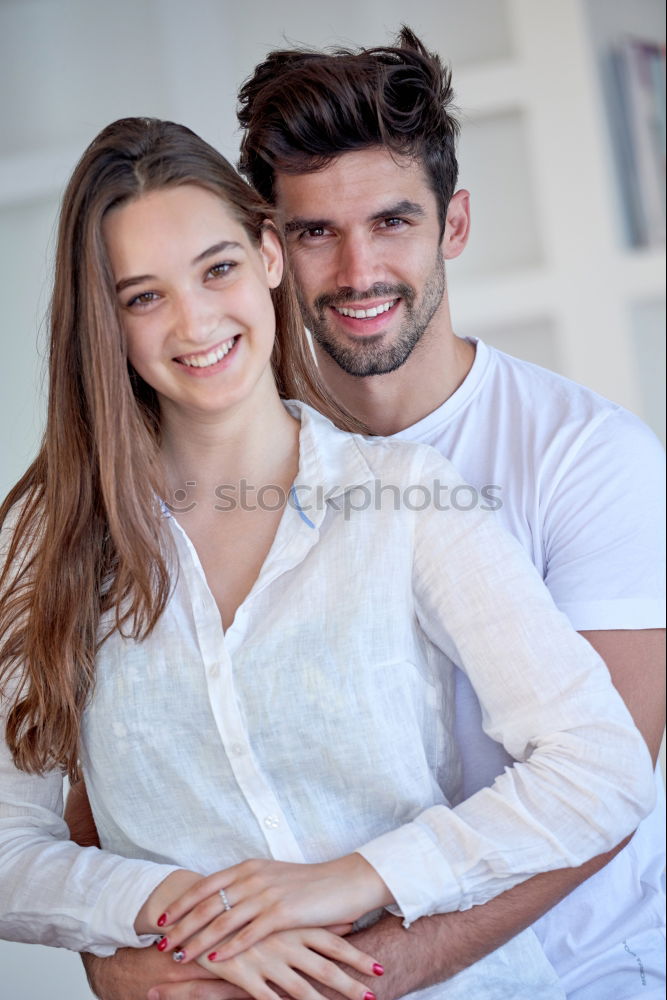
[78,28,665,1000]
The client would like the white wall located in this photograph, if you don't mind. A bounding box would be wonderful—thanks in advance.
[0,2,664,997]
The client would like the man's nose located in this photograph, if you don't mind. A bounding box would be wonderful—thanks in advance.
[335,236,379,293]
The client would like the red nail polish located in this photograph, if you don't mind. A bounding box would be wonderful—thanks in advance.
[364,993,377,1000]
[157,913,168,928]
[156,936,168,951]
[207,952,218,962]
[372,963,384,976]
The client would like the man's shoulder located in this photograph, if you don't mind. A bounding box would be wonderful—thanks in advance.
[476,342,660,459]
[486,344,617,419]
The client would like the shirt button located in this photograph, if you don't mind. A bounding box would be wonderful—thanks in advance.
[264,816,280,829]
[230,743,244,757]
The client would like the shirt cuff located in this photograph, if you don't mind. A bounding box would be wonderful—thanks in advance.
[557,598,665,631]
[356,816,461,926]
[87,859,182,956]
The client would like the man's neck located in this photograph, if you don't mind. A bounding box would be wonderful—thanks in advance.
[316,327,475,437]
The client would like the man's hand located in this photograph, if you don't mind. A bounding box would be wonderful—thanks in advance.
[82,947,248,1000]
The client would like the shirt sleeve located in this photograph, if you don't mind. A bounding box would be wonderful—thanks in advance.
[0,511,182,955]
[541,408,665,629]
[356,447,656,925]
[0,743,181,954]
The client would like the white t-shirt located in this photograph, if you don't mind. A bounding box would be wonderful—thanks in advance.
[395,337,666,1000]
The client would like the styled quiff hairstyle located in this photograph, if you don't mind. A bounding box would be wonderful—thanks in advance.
[0,117,363,779]
[237,26,460,230]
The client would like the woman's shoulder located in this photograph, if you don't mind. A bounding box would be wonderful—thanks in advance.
[294,399,469,491]
[354,431,468,490]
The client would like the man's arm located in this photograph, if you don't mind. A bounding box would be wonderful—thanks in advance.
[81,949,245,1000]
[70,629,664,1000]
[582,629,665,763]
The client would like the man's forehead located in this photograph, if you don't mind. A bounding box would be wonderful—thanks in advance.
[274,148,435,221]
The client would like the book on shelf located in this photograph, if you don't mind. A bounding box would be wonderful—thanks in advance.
[609,35,666,248]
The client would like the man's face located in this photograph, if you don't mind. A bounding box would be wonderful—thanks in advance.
[275,148,447,377]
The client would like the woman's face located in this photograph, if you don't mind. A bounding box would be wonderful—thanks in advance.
[103,183,283,423]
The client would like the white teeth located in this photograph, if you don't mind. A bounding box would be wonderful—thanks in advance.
[180,337,236,367]
[335,300,396,319]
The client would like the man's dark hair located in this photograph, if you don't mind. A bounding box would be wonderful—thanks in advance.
[237,26,460,231]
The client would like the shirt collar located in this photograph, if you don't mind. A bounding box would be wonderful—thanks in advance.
[284,400,376,505]
[158,400,375,525]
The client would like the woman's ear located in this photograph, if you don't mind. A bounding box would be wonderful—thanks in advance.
[259,223,284,288]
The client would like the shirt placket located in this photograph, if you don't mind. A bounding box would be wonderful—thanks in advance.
[173,515,319,863]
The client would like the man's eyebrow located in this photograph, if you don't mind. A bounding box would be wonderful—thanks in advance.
[115,241,243,292]
[367,200,426,222]
[283,217,331,235]
[282,201,426,236]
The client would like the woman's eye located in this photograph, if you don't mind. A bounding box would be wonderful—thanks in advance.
[126,291,159,309]
[208,261,236,278]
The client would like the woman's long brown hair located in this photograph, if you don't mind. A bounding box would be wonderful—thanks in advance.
[0,117,365,780]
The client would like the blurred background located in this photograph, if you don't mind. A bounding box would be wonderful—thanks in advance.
[0,1,664,996]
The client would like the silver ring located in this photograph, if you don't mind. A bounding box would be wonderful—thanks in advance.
[219,888,232,911]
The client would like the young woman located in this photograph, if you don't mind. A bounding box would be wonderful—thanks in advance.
[0,118,654,1000]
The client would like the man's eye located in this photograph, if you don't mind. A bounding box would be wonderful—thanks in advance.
[301,227,327,239]
[380,217,405,229]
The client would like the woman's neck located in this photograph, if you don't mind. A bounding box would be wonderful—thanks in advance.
[158,387,301,511]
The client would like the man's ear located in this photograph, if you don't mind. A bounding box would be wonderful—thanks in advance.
[259,222,284,288]
[441,189,470,260]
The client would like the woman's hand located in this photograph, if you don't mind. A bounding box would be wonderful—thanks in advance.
[134,869,203,936]
[195,926,384,1000]
[155,855,393,963]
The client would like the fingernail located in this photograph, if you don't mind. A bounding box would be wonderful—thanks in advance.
[373,963,385,976]
[173,949,186,962]
[364,993,377,1000]
[157,912,168,927]
[207,951,218,961]
[156,936,168,951]
[147,991,161,1000]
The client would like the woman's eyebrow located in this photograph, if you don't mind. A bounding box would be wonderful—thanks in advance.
[191,240,242,265]
[115,241,243,292]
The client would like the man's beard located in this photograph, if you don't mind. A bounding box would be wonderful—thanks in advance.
[298,250,446,377]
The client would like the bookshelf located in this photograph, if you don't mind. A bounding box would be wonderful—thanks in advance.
[448,0,665,441]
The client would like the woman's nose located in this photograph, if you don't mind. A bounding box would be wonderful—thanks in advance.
[174,292,219,344]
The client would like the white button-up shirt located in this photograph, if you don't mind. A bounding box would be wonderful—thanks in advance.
[0,402,654,958]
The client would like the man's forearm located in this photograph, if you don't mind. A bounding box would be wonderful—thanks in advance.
[345,843,625,999]
[82,946,246,1000]
[81,845,623,1000]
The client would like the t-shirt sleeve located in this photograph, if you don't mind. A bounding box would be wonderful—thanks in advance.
[541,408,665,630]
